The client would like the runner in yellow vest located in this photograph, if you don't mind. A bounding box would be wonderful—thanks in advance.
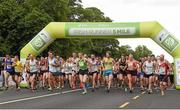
[102,52,115,93]
[13,55,23,90]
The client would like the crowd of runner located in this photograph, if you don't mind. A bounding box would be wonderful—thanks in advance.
[0,51,174,96]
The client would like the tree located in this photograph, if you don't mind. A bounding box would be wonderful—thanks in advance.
[0,0,153,59]
[134,45,152,60]
[0,0,53,55]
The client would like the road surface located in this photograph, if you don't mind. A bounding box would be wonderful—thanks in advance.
[0,86,179,109]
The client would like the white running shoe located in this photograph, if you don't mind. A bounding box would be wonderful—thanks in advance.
[48,88,52,91]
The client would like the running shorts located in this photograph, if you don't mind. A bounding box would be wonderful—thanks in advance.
[52,71,63,76]
[79,69,88,75]
[65,73,72,75]
[89,71,98,76]
[139,71,145,77]
[113,74,117,78]
[127,70,137,76]
[40,70,48,75]
[6,70,14,76]
[62,72,66,77]
[144,74,153,78]
[30,72,37,76]
[158,74,169,82]
[119,69,126,76]
[103,69,113,76]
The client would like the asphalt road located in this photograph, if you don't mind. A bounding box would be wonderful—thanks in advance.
[0,86,179,109]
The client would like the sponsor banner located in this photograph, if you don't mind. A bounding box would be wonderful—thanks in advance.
[30,30,54,52]
[65,23,140,37]
[155,29,179,53]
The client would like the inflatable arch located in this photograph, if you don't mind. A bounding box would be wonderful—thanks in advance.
[20,21,180,89]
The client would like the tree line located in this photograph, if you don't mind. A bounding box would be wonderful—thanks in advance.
[0,0,152,60]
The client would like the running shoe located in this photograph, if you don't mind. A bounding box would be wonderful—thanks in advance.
[124,88,128,92]
[82,91,87,95]
[48,87,52,91]
[161,91,165,96]
[106,89,110,93]
[150,89,153,94]
[56,86,60,89]
[16,87,20,91]
[129,89,133,93]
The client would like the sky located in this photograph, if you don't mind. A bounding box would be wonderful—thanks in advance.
[81,0,180,62]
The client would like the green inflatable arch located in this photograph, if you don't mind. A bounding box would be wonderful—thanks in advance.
[20,21,180,89]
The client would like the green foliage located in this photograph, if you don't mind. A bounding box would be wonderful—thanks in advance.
[0,0,53,55]
[134,45,152,60]
[0,0,153,59]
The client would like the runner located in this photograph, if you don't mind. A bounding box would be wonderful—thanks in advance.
[157,54,170,96]
[64,58,73,89]
[78,53,89,94]
[102,52,114,93]
[55,56,63,89]
[151,55,158,89]
[48,51,57,91]
[71,53,79,89]
[113,60,119,88]
[118,54,128,91]
[137,57,146,91]
[28,54,38,92]
[3,54,15,90]
[39,56,48,89]
[13,55,23,90]
[125,54,138,93]
[60,57,65,88]
[89,54,98,92]
[143,55,155,94]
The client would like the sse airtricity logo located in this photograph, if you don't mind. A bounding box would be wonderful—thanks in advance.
[31,35,46,51]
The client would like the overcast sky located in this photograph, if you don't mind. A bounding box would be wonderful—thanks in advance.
[82,0,180,62]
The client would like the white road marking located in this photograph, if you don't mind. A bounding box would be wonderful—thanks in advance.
[0,89,82,105]
[132,95,140,100]
[119,102,130,108]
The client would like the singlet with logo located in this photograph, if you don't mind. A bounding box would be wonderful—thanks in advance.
[15,60,23,73]
[48,58,57,73]
[56,60,61,72]
[65,62,73,74]
[40,60,47,71]
[5,59,13,72]
[158,61,168,75]
[78,59,88,70]
[144,61,154,75]
[90,59,98,72]
[29,60,38,73]
[72,58,79,71]
[119,59,126,71]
